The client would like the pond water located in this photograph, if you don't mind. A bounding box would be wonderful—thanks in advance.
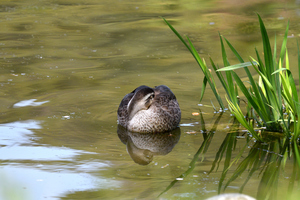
[1,0,300,199]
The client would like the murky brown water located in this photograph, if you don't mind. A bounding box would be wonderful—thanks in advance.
[1,0,300,199]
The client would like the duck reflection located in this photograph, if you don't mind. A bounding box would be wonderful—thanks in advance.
[117,125,181,165]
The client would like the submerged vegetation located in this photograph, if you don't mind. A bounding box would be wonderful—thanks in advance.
[162,14,300,200]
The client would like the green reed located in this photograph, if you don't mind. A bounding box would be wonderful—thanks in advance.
[161,17,226,110]
[163,14,300,144]
[217,14,290,136]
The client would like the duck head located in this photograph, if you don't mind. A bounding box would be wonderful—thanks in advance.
[127,85,155,120]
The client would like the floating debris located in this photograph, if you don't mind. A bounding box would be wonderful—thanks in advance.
[62,116,70,120]
[180,123,195,127]
[186,131,197,135]
[192,112,199,116]
[161,164,169,168]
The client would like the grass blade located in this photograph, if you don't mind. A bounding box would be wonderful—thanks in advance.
[217,62,256,71]
[257,13,274,83]
[200,77,208,102]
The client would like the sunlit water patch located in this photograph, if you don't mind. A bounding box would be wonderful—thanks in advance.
[0,146,96,161]
[13,99,49,108]
[0,120,120,199]
[0,120,41,146]
[0,166,120,200]
[180,122,199,127]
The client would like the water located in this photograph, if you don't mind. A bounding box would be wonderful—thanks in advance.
[1,0,300,199]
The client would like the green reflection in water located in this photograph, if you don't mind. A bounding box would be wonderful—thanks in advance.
[159,112,300,200]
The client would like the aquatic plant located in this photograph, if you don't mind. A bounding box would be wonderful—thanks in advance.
[163,14,300,144]
[162,17,259,140]
[162,18,227,111]
[217,14,290,136]
[162,13,300,200]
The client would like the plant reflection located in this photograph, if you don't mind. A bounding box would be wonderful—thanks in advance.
[159,112,300,200]
[220,133,300,200]
[117,125,181,165]
[158,111,223,197]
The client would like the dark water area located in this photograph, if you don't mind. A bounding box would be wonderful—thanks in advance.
[1,0,300,199]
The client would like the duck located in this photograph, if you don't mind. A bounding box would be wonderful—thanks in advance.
[117,85,181,133]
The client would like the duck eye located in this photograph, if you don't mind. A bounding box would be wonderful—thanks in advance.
[147,94,154,101]
[145,93,154,104]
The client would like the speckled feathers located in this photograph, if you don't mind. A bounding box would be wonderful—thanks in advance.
[117,85,181,133]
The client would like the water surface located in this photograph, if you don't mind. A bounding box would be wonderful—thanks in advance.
[1,0,300,199]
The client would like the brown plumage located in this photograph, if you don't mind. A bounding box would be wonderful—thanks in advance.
[117,85,181,133]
